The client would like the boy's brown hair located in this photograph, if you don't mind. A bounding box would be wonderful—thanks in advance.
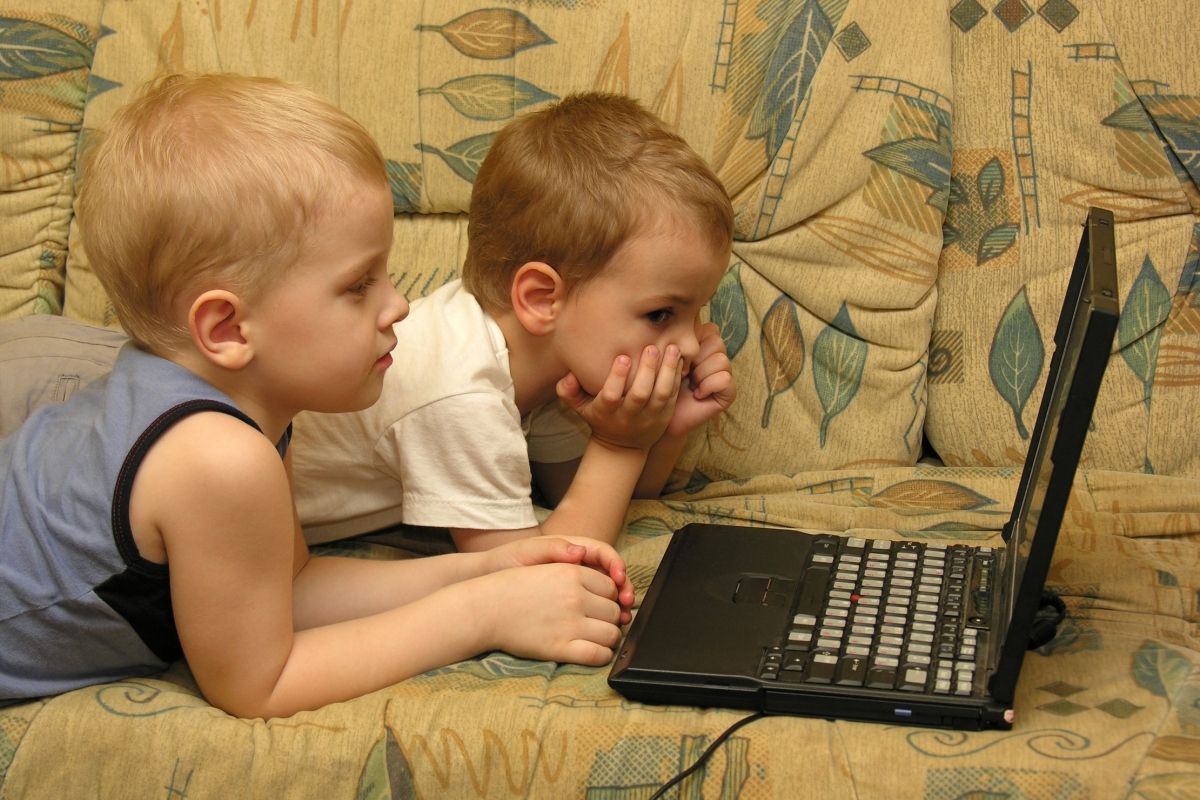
[77,73,389,354]
[462,92,733,313]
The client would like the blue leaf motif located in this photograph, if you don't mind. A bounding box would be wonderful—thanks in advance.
[0,17,94,80]
[813,303,867,447]
[1118,255,1170,410]
[418,74,556,121]
[977,157,1005,211]
[1132,640,1192,698]
[1182,224,1200,306]
[415,132,496,183]
[989,287,1043,440]
[709,262,749,361]
[746,0,832,160]
[386,160,422,213]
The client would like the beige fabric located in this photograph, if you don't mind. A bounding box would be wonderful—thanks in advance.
[928,0,1200,477]
[0,4,104,320]
[0,315,124,438]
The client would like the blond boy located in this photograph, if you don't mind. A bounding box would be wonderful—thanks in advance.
[292,92,736,551]
[0,75,632,718]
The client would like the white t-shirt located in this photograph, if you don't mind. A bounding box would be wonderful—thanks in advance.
[291,280,588,543]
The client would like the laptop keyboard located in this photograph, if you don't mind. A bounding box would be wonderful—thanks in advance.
[758,536,995,696]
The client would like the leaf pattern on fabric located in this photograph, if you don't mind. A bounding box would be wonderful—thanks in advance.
[1183,224,1200,308]
[625,515,674,539]
[0,17,94,80]
[813,303,867,447]
[710,262,749,361]
[1119,255,1170,410]
[1132,640,1193,698]
[746,0,832,160]
[418,74,556,121]
[863,119,953,212]
[989,286,1043,440]
[415,132,496,183]
[593,12,630,95]
[868,480,997,513]
[759,294,805,428]
[809,215,940,284]
[650,60,683,129]
[1104,95,1200,188]
[357,727,416,800]
[943,155,1020,266]
[386,160,422,213]
[415,8,553,60]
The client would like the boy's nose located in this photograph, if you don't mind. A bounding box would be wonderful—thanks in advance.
[678,322,702,366]
[383,289,409,328]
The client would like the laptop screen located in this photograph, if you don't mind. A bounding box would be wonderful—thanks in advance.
[996,210,1119,659]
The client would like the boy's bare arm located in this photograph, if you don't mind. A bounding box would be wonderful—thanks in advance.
[451,345,679,551]
[145,414,627,719]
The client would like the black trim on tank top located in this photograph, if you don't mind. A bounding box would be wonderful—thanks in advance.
[99,400,262,663]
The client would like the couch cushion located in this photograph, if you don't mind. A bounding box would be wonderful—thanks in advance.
[928,0,1200,478]
[0,6,103,319]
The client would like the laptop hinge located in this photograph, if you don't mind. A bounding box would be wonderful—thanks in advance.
[1026,591,1066,650]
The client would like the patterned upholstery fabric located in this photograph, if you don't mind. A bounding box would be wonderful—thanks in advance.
[1,1,1197,796]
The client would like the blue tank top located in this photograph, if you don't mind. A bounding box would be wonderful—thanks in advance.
[0,344,289,704]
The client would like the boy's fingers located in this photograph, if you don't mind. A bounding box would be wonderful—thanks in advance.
[688,350,731,385]
[555,373,587,410]
[563,636,616,667]
[595,355,632,408]
[650,345,682,406]
[623,345,660,407]
[691,369,734,401]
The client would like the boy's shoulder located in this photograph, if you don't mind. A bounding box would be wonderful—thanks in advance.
[390,278,512,400]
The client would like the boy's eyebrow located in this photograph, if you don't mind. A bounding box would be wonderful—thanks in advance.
[647,292,701,306]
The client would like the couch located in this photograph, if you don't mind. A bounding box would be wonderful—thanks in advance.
[2,1,1198,797]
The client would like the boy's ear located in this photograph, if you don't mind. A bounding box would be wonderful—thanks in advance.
[188,290,254,370]
[510,262,565,336]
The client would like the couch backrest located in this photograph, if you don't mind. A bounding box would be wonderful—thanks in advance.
[2,1,1196,481]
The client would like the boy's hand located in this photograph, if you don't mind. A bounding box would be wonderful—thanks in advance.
[557,344,681,451]
[483,536,634,623]
[666,322,736,437]
[474,562,625,666]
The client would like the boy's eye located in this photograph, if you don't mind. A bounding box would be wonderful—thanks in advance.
[646,309,673,325]
[348,277,378,296]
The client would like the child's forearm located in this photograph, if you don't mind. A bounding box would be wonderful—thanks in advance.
[538,437,648,545]
[633,430,687,498]
[223,580,493,718]
[290,550,489,629]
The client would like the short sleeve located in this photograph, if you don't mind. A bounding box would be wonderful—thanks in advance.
[378,392,539,530]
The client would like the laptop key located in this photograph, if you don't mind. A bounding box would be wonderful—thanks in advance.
[805,651,838,684]
[865,666,896,689]
[899,666,928,692]
[835,656,867,686]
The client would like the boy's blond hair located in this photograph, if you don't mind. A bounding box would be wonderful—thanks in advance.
[462,92,733,313]
[77,73,389,354]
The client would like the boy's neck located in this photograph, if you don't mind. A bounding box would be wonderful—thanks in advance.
[167,348,294,444]
[491,311,564,416]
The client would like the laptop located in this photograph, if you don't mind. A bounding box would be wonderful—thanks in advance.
[608,207,1120,731]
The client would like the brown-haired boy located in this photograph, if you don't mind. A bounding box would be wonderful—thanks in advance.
[292,92,737,551]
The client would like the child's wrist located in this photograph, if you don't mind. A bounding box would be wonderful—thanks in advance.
[589,433,656,454]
